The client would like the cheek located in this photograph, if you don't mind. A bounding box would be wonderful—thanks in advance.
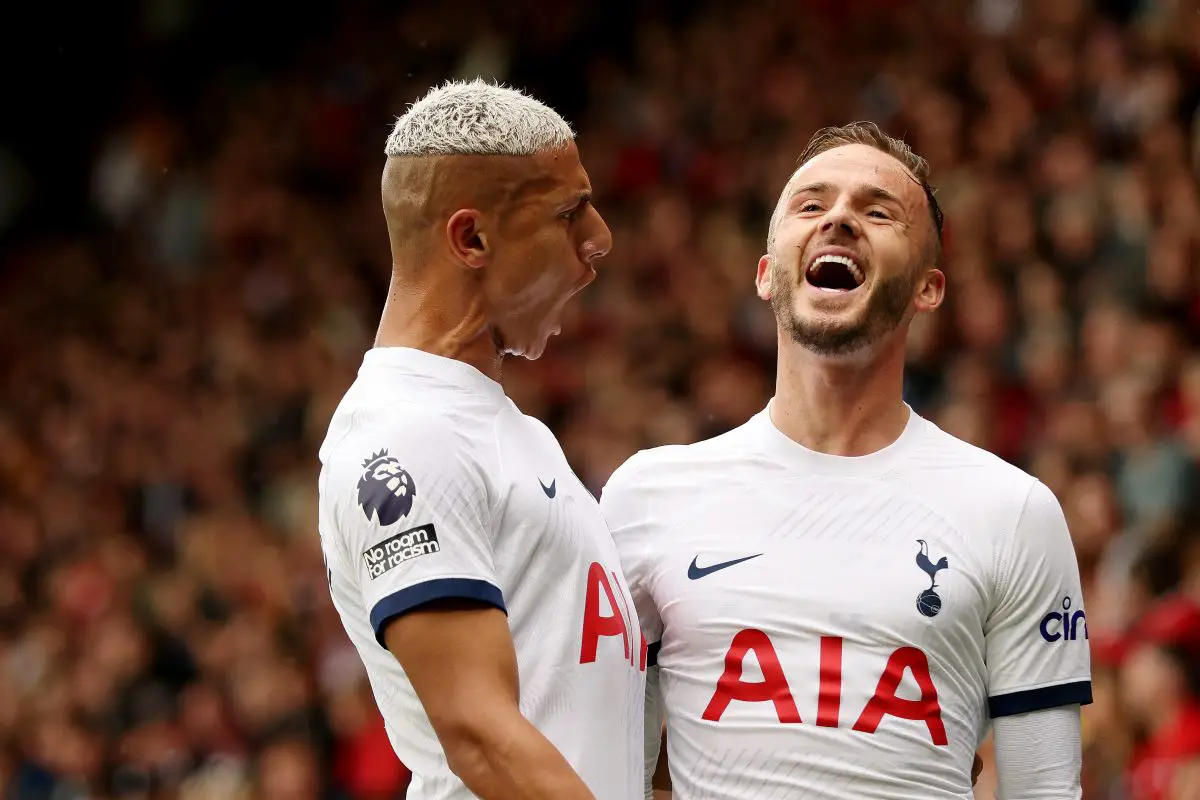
[872,231,910,267]
[510,260,573,312]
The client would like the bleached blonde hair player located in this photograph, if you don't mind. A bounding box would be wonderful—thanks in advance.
[601,122,1090,800]
[318,80,646,800]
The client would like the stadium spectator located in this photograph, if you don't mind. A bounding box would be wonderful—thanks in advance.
[1,0,1198,796]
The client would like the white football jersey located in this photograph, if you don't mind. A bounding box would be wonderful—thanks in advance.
[318,348,645,800]
[601,404,1091,800]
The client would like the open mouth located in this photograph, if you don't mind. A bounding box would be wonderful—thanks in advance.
[805,254,865,292]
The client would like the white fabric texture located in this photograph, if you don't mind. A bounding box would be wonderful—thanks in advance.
[992,705,1083,799]
[319,347,645,800]
[602,404,1091,799]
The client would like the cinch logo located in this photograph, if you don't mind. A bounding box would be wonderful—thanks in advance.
[362,524,440,580]
[1040,596,1087,642]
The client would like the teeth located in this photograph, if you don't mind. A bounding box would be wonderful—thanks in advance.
[811,254,864,286]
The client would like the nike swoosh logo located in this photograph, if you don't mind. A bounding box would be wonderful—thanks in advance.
[540,478,556,499]
[688,554,762,580]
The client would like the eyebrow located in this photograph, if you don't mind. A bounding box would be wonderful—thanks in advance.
[561,190,592,212]
[791,181,905,208]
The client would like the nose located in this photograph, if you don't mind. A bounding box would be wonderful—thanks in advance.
[819,199,860,238]
[580,205,613,265]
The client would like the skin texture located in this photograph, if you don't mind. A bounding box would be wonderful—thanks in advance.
[754,143,945,457]
[650,143,966,797]
[374,143,611,800]
[385,604,597,800]
[376,142,612,377]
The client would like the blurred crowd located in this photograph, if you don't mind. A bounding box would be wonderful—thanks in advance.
[2,0,1199,797]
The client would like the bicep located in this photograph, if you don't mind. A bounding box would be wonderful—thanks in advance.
[384,601,519,734]
[991,705,1082,800]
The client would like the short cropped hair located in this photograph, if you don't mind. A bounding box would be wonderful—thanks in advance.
[769,122,944,265]
[385,79,575,158]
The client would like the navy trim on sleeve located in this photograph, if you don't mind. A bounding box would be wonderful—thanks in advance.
[988,680,1093,718]
[647,640,662,668]
[370,578,506,647]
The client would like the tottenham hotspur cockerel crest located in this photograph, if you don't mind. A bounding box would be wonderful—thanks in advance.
[358,449,417,526]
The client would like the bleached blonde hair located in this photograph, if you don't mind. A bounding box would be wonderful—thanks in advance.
[384,78,574,158]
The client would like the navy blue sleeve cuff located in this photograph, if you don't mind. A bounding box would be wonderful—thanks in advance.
[370,578,506,647]
[988,680,1093,718]
[647,640,661,668]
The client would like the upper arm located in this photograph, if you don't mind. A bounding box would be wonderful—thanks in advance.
[384,602,520,736]
[329,416,504,647]
[991,705,1082,799]
[984,481,1092,718]
[642,666,666,800]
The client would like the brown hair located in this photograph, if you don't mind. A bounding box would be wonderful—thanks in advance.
[795,122,944,264]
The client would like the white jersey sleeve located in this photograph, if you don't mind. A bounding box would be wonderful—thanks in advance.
[984,480,1091,717]
[643,666,665,800]
[328,414,503,647]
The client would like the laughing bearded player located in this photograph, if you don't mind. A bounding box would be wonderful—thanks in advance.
[601,123,1091,799]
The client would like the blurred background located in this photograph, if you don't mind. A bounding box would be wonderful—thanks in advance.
[1,0,1199,797]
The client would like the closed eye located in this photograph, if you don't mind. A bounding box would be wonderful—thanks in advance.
[867,209,890,219]
[799,202,823,213]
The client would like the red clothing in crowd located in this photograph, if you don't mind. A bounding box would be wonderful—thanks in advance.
[336,714,411,798]
[1127,704,1200,800]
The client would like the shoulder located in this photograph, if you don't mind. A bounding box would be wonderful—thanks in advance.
[323,402,495,474]
[320,399,502,528]
[906,417,1041,527]
[600,422,759,534]
[604,423,757,500]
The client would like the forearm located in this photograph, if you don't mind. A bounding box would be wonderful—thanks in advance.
[442,712,596,800]
[992,705,1082,800]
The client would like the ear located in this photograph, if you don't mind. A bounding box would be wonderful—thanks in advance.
[914,268,946,313]
[755,254,773,301]
[446,209,490,269]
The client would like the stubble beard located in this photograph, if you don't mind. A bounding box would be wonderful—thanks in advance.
[769,258,917,357]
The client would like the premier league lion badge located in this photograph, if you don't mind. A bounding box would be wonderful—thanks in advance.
[358,449,417,526]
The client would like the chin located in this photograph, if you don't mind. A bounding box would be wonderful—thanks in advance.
[513,336,551,361]
[783,307,878,356]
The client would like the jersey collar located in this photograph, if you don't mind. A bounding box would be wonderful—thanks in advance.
[361,347,509,404]
[752,400,925,477]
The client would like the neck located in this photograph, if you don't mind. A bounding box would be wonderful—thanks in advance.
[374,271,503,383]
[771,332,910,456]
